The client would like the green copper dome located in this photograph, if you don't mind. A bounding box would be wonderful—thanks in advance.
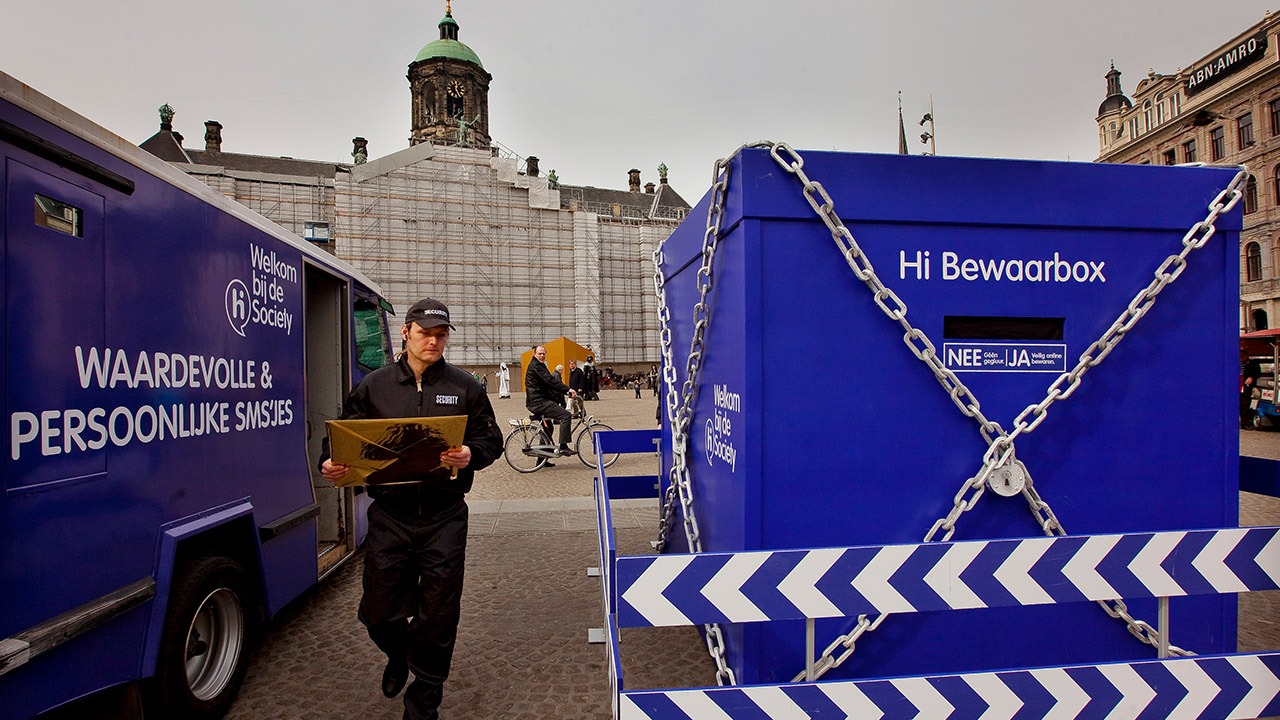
[412,12,483,68]
[413,39,483,68]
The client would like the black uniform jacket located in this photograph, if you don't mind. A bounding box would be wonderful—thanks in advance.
[324,355,502,503]
[525,359,571,407]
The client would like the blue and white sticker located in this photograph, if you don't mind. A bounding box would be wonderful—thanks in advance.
[943,342,1067,373]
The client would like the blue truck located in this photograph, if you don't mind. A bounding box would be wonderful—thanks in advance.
[0,70,393,718]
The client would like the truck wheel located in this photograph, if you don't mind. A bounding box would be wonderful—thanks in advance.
[147,556,255,720]
[1252,413,1267,431]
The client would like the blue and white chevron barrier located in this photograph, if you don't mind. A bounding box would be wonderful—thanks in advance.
[592,429,1280,720]
[616,528,1280,628]
[617,652,1280,720]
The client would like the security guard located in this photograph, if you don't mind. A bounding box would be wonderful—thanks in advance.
[320,298,501,720]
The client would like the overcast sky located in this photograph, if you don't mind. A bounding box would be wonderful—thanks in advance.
[0,1,1274,199]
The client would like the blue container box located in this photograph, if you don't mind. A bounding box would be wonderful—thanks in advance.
[656,149,1243,684]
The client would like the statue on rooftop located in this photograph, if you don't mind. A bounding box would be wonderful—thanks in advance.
[454,112,481,146]
[158,103,175,130]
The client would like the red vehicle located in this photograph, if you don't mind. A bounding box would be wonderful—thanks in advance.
[1241,328,1280,429]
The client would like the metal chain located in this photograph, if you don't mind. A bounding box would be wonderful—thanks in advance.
[652,141,1244,683]
[651,142,774,686]
[1022,480,1172,649]
[1013,166,1246,654]
[754,144,1246,681]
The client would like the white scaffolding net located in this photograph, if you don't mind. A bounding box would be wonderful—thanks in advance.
[331,144,678,369]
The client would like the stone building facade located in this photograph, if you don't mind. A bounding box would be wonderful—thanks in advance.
[140,5,689,373]
[1096,10,1280,332]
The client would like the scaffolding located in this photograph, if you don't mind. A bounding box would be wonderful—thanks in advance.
[184,166,335,242]
[173,144,676,372]
[331,144,671,369]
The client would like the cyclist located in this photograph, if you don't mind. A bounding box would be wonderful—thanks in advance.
[525,345,577,456]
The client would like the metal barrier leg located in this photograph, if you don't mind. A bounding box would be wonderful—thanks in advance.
[806,618,816,682]
[1158,597,1170,659]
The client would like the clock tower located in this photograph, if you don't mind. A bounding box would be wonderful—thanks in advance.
[408,2,492,147]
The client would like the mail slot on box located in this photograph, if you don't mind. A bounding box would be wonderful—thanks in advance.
[943,315,1066,372]
[656,149,1243,684]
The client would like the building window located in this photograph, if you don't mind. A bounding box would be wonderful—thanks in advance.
[1110,121,1119,140]
[1272,99,1280,135]
[305,221,331,243]
[1156,93,1166,124]
[1184,138,1197,162]
[1246,241,1263,282]
[34,194,83,237]
[1163,149,1177,165]
[1144,100,1153,131]
[1210,126,1225,160]
[1240,113,1255,149]
[1245,174,1258,214]
[1254,309,1270,331]
[1128,117,1139,140]
[1170,92,1181,117]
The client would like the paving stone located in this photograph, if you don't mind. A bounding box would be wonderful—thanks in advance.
[226,393,1280,719]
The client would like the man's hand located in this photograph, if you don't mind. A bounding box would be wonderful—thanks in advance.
[321,458,349,485]
[440,445,472,471]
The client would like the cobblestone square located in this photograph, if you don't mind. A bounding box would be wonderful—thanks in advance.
[226,390,1280,719]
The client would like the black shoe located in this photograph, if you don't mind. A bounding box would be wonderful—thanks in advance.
[558,446,575,457]
[382,658,408,698]
[543,460,555,467]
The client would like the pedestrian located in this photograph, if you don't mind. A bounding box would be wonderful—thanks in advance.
[634,379,641,399]
[583,355,600,401]
[319,298,502,720]
[525,345,576,456]
[1242,348,1264,429]
[568,359,585,418]
[497,362,511,398]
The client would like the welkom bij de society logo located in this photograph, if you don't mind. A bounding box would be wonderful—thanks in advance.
[225,243,298,337]
[704,383,740,472]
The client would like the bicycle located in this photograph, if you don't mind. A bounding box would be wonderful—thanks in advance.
[503,412,620,473]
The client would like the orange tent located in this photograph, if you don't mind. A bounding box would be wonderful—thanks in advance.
[519,336,595,391]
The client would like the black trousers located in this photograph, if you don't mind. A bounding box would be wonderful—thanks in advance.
[359,498,468,720]
[528,400,572,446]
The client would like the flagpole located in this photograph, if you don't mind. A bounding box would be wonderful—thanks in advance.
[929,95,936,155]
[919,96,936,156]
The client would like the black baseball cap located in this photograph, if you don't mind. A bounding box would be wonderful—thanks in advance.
[404,298,455,330]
